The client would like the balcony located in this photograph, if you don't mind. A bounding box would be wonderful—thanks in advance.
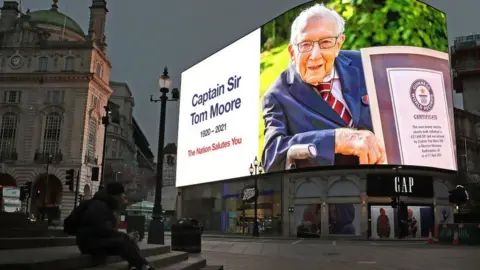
[0,150,17,162]
[84,154,98,165]
[34,150,63,164]
[454,61,480,74]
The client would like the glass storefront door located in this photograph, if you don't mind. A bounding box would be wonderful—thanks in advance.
[182,175,283,235]
[225,192,282,235]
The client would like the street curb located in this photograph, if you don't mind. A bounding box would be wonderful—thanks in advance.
[168,233,427,242]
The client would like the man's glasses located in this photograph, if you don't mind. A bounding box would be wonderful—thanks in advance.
[295,34,342,53]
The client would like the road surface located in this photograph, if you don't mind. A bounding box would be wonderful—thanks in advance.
[165,236,477,270]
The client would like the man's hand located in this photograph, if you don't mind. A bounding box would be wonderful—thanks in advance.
[128,231,139,243]
[334,128,386,164]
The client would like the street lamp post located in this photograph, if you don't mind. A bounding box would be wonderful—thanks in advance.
[100,105,111,190]
[249,156,263,237]
[288,206,294,236]
[147,67,179,245]
[42,154,53,220]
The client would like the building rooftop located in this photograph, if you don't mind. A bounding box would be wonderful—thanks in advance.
[133,118,154,159]
[164,143,177,155]
[453,34,480,51]
[19,0,85,37]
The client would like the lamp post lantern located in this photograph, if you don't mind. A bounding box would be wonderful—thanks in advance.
[148,67,179,245]
[249,156,263,237]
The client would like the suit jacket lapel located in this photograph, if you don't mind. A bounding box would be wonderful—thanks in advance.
[286,65,345,126]
[335,54,361,127]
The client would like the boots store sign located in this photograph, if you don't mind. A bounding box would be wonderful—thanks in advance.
[241,185,258,203]
[367,174,434,197]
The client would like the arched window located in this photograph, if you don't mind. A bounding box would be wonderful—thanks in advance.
[166,155,176,166]
[0,112,17,155]
[38,56,48,71]
[42,113,62,154]
[65,56,74,71]
[87,118,97,157]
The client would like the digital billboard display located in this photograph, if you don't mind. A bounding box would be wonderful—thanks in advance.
[177,0,455,187]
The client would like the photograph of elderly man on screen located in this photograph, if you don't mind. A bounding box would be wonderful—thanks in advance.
[258,1,448,173]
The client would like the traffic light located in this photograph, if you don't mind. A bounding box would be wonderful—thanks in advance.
[24,181,32,197]
[20,186,26,201]
[390,196,398,208]
[91,167,99,181]
[65,169,75,191]
[20,181,32,201]
[449,185,469,205]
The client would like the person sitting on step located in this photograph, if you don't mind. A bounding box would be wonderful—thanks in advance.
[75,182,154,270]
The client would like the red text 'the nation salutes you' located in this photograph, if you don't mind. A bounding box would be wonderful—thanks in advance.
[188,137,242,157]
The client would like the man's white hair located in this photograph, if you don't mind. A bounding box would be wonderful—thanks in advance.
[290,3,345,44]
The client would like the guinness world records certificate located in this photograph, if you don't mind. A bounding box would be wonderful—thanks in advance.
[387,68,455,169]
[361,46,457,171]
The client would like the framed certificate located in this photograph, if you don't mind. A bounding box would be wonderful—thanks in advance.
[361,46,457,170]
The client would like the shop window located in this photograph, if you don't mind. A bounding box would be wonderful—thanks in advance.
[182,179,282,236]
[295,204,321,237]
[370,206,395,239]
[436,206,453,224]
[369,205,434,239]
[328,203,361,236]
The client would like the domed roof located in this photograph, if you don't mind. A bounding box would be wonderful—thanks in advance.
[28,9,85,37]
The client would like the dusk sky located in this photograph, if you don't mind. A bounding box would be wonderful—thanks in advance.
[18,0,480,158]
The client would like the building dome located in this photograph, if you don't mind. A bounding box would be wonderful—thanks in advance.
[28,9,85,37]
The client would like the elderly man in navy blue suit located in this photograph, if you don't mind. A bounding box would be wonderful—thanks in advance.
[262,3,386,173]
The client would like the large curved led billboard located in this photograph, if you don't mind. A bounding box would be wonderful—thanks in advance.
[177,0,455,187]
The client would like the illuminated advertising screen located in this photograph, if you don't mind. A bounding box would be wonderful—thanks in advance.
[177,0,454,187]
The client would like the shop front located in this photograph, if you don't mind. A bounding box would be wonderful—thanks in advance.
[284,172,365,238]
[282,166,456,239]
[224,185,282,235]
[366,174,437,239]
[179,175,283,236]
[179,166,455,239]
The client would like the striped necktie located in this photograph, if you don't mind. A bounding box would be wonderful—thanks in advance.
[314,81,353,127]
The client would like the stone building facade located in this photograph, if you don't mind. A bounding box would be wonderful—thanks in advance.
[0,0,112,220]
[178,166,455,238]
[103,81,136,191]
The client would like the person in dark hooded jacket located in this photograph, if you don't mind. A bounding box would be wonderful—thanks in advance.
[329,204,356,235]
[75,182,154,270]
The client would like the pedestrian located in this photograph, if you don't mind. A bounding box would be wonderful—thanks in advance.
[75,182,154,270]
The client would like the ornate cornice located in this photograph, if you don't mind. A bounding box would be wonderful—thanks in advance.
[0,41,93,50]
[0,72,94,82]
[92,44,112,68]
[91,75,114,95]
